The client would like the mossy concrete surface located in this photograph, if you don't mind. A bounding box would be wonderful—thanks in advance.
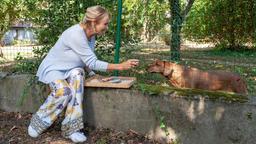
[1,74,256,144]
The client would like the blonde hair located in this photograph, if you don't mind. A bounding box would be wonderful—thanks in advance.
[82,5,109,27]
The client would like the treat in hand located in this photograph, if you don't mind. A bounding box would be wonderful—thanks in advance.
[129,59,140,67]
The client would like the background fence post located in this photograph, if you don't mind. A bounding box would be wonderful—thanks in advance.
[114,0,122,76]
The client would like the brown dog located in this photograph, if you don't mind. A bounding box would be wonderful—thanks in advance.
[147,60,248,94]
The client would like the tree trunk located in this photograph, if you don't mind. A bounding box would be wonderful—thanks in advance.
[253,0,256,46]
[168,0,195,61]
[170,0,182,61]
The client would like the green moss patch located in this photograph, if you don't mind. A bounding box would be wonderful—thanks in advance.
[138,84,248,103]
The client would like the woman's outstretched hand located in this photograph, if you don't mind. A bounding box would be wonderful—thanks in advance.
[107,59,140,71]
[120,59,140,70]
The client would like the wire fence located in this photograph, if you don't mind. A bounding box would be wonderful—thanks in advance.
[0,45,42,62]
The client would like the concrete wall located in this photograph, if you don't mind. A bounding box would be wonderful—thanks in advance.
[1,74,256,144]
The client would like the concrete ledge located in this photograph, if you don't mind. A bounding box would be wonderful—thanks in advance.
[1,74,256,144]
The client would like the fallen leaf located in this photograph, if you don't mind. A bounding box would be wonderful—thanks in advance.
[8,126,17,134]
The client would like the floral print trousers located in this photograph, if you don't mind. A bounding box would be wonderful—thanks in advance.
[30,68,85,137]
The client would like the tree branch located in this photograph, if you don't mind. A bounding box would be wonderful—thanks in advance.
[181,0,195,22]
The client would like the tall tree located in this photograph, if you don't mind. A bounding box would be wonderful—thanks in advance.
[169,0,195,61]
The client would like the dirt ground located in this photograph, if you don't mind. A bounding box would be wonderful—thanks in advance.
[0,110,163,144]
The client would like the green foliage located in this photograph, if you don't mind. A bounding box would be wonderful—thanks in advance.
[16,74,46,106]
[95,42,115,63]
[153,104,170,136]
[252,68,256,75]
[14,53,41,74]
[183,0,256,49]
[123,0,170,42]
[0,0,29,39]
[246,112,253,120]
[139,84,249,103]
[16,75,36,106]
[31,0,88,45]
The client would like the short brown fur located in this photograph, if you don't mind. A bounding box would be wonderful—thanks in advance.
[147,60,248,95]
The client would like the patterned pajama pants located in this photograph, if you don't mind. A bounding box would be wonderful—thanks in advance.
[30,68,85,137]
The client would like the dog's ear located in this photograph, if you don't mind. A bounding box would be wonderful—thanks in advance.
[155,60,161,65]
[156,59,164,66]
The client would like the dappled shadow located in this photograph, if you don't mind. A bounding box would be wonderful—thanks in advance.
[147,94,255,144]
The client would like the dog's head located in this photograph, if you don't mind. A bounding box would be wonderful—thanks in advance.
[147,60,174,76]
